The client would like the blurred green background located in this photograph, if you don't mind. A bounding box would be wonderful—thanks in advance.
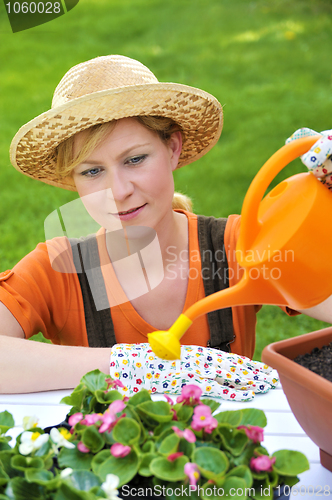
[0,0,331,359]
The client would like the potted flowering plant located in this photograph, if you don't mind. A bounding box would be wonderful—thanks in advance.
[0,370,309,500]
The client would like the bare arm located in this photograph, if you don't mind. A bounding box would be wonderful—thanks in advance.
[298,294,332,324]
[0,302,111,394]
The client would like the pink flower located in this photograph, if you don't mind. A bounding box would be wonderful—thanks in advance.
[110,443,131,458]
[176,385,202,405]
[99,400,126,433]
[164,394,174,405]
[172,426,196,443]
[170,409,178,421]
[68,413,83,427]
[238,425,264,443]
[81,414,103,426]
[167,452,184,462]
[77,442,90,453]
[184,462,200,489]
[105,378,125,390]
[191,405,218,434]
[250,455,276,473]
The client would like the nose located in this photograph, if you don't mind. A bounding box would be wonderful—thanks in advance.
[105,169,134,202]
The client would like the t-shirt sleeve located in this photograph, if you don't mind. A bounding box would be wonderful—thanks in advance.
[0,238,86,345]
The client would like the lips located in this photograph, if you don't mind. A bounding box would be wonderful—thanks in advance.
[116,203,146,216]
[111,203,147,221]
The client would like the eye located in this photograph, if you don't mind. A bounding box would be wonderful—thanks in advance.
[81,167,103,177]
[125,154,147,166]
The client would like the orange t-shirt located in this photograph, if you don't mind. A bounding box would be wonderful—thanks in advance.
[0,211,260,358]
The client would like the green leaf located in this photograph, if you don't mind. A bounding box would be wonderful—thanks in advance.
[192,447,229,479]
[214,424,248,456]
[158,434,180,456]
[127,389,151,406]
[112,417,141,446]
[91,450,110,475]
[155,422,186,443]
[0,436,11,451]
[142,440,155,453]
[55,482,93,500]
[226,465,253,488]
[138,453,159,476]
[95,390,123,405]
[0,451,16,477]
[81,370,108,393]
[252,479,273,500]
[24,468,54,485]
[11,456,44,472]
[0,412,15,435]
[214,410,243,426]
[137,401,173,423]
[60,384,86,409]
[58,446,93,470]
[6,477,45,500]
[0,466,9,486]
[82,426,105,454]
[272,450,310,476]
[238,409,267,428]
[223,476,248,500]
[201,476,249,500]
[96,450,139,486]
[150,455,188,481]
[175,405,193,422]
[179,438,195,459]
[69,470,101,491]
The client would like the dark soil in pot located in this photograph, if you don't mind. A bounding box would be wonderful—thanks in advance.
[294,342,332,382]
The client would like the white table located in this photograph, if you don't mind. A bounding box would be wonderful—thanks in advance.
[1,384,331,499]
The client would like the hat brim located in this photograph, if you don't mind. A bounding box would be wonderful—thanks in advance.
[10,82,223,191]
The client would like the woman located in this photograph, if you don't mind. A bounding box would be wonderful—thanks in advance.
[1,55,331,395]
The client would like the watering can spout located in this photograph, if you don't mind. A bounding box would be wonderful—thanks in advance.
[147,274,288,360]
[148,135,332,360]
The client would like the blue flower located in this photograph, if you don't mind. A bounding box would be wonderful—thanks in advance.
[259,385,266,391]
[185,363,190,368]
[310,156,317,162]
[118,354,124,357]
[123,373,128,378]
[158,364,164,370]
[254,376,259,380]
[235,378,241,384]
[163,382,168,388]
[198,347,203,352]
[207,356,212,361]
[149,364,154,369]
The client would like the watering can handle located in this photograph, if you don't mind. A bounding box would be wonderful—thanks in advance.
[238,136,321,250]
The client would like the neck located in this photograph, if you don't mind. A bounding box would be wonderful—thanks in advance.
[105,209,189,269]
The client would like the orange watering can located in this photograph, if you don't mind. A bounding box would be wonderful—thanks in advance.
[148,135,332,360]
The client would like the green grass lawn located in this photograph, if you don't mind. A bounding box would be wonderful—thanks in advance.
[1,0,331,359]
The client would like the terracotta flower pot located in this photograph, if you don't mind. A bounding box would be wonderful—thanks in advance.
[262,326,332,472]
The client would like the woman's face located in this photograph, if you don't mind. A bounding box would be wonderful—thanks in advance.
[71,118,182,232]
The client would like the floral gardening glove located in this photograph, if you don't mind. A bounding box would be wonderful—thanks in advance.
[109,343,278,402]
[286,128,332,189]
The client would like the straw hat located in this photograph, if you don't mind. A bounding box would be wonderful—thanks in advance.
[10,55,223,191]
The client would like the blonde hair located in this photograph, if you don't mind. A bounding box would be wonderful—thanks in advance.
[55,116,193,212]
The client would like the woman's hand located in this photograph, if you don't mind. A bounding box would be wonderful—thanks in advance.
[109,343,279,402]
[286,128,332,189]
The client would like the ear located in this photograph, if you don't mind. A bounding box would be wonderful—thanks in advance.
[168,131,183,171]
